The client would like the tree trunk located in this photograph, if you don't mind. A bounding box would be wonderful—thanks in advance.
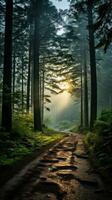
[87,0,97,128]
[83,52,89,128]
[13,51,16,110]
[33,0,42,131]
[80,64,83,129]
[2,0,13,131]
[26,33,32,114]
[21,56,24,113]
[41,62,45,125]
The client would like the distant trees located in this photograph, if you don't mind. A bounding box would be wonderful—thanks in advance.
[68,0,97,128]
[69,0,112,129]
[64,3,90,129]
[94,0,112,112]
[2,0,13,131]
[0,0,70,131]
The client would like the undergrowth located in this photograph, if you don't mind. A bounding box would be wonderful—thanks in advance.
[84,110,112,180]
[0,114,64,166]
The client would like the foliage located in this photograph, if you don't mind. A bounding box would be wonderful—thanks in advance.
[94,0,112,52]
[0,114,64,166]
[70,124,81,132]
[84,110,112,178]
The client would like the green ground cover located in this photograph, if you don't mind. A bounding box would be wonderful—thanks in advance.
[0,114,64,166]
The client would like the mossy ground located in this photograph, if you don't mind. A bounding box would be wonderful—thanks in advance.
[0,114,64,166]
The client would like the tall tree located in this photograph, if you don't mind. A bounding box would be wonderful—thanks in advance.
[33,0,42,131]
[87,0,97,128]
[80,64,83,129]
[2,0,13,131]
[26,36,32,113]
[83,51,88,128]
[12,50,16,110]
[21,55,24,112]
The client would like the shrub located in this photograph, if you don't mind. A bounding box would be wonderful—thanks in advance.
[84,110,112,178]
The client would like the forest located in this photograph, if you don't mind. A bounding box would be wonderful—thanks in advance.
[0,0,112,200]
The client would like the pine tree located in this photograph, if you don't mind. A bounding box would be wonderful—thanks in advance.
[87,0,97,128]
[33,0,42,131]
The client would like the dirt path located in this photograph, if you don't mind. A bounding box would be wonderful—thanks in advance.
[0,134,111,200]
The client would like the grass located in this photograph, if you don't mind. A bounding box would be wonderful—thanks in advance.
[0,114,64,166]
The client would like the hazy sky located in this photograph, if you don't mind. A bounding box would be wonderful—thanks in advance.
[52,0,69,10]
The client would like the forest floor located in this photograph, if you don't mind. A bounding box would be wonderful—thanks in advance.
[0,133,111,200]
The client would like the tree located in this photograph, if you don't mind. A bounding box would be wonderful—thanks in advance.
[80,64,83,129]
[2,0,13,131]
[83,51,88,128]
[87,0,97,128]
[26,28,32,113]
[70,0,97,128]
[33,0,42,131]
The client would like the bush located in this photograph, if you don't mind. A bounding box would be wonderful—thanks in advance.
[84,110,112,178]
[99,110,112,123]
[12,113,33,138]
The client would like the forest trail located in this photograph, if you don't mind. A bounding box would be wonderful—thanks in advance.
[0,134,111,200]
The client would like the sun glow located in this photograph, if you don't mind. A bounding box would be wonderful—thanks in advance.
[51,81,73,114]
[60,81,73,93]
[45,77,74,121]
[51,91,71,113]
[55,77,72,92]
